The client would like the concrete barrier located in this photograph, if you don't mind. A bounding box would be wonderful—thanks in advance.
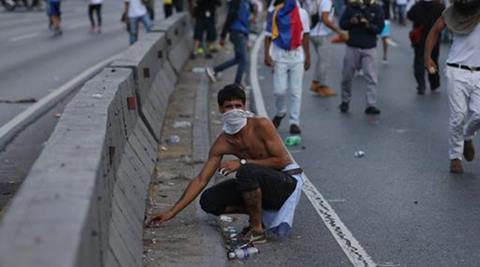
[151,12,194,75]
[0,8,204,267]
[111,33,176,142]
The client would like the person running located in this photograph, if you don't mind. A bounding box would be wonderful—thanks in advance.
[206,0,250,85]
[407,0,444,95]
[425,0,480,173]
[310,0,346,97]
[48,0,62,36]
[264,0,311,135]
[339,0,384,115]
[124,0,151,45]
[88,0,103,33]
[147,84,304,242]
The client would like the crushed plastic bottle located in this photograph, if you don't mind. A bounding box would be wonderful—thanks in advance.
[227,247,259,260]
[354,150,365,158]
[166,135,180,145]
[284,135,301,147]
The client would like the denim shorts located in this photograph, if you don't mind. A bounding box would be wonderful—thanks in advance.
[200,163,297,215]
[48,1,61,16]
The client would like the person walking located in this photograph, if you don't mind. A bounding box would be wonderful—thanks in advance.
[407,0,444,95]
[88,0,103,33]
[164,0,183,18]
[425,0,480,173]
[310,0,347,97]
[206,0,250,85]
[124,0,152,45]
[264,0,311,135]
[395,0,407,25]
[191,0,221,59]
[338,0,384,115]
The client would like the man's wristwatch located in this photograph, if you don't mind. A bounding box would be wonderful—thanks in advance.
[240,159,247,166]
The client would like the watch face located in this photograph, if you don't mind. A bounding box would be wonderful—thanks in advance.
[241,159,247,165]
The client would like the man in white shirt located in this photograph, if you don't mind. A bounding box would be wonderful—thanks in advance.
[425,0,480,173]
[124,0,152,45]
[264,0,311,135]
[310,0,346,97]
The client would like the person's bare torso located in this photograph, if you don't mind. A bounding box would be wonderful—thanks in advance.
[218,117,286,163]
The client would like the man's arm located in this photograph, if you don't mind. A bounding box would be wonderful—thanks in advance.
[302,33,311,70]
[264,36,274,67]
[424,16,445,73]
[220,0,240,42]
[364,6,384,34]
[339,6,353,30]
[146,144,223,225]
[321,12,343,35]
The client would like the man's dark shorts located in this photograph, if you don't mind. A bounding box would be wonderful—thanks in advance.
[194,16,216,42]
[200,163,297,216]
[48,1,61,16]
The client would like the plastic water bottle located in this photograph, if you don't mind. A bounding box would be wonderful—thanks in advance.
[284,135,301,147]
[227,247,259,260]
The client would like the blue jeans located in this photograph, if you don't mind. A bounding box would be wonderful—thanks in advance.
[214,31,248,85]
[129,14,151,45]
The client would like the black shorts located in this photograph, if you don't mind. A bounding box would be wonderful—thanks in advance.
[193,16,216,42]
[199,163,297,215]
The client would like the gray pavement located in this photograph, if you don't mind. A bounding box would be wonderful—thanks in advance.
[0,2,166,211]
[253,22,480,266]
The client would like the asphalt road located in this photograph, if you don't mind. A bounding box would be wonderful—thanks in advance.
[0,1,162,211]
[251,22,480,266]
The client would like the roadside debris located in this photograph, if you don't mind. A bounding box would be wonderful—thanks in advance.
[354,150,365,158]
[220,215,233,223]
[53,113,62,118]
[166,135,180,145]
[285,135,302,147]
[92,93,103,99]
[173,121,191,128]
[228,246,259,260]
[192,67,205,73]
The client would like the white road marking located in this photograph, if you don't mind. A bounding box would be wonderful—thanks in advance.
[250,32,377,267]
[0,53,121,150]
[10,33,38,42]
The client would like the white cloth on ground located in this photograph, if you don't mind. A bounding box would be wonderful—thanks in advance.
[262,162,304,237]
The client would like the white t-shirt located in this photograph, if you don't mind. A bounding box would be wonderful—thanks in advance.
[396,0,408,5]
[127,0,147,18]
[447,23,480,66]
[90,0,103,5]
[310,0,334,37]
[266,7,310,63]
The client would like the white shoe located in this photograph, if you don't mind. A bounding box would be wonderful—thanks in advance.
[205,67,217,83]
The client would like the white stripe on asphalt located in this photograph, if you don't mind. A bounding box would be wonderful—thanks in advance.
[249,32,376,267]
[0,52,121,150]
[10,33,39,42]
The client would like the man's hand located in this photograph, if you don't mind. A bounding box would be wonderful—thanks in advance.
[218,159,241,176]
[304,55,311,70]
[350,16,359,25]
[360,17,369,26]
[425,57,437,74]
[145,210,175,227]
[219,38,226,47]
[264,54,274,67]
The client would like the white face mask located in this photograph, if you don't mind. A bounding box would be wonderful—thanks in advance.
[222,109,254,135]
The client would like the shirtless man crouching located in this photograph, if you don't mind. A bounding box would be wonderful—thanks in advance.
[146,84,304,243]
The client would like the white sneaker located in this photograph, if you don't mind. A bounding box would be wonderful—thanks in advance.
[205,67,217,83]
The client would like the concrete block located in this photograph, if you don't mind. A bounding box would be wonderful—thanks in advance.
[151,12,194,74]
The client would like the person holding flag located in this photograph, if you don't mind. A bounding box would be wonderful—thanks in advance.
[264,0,311,135]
